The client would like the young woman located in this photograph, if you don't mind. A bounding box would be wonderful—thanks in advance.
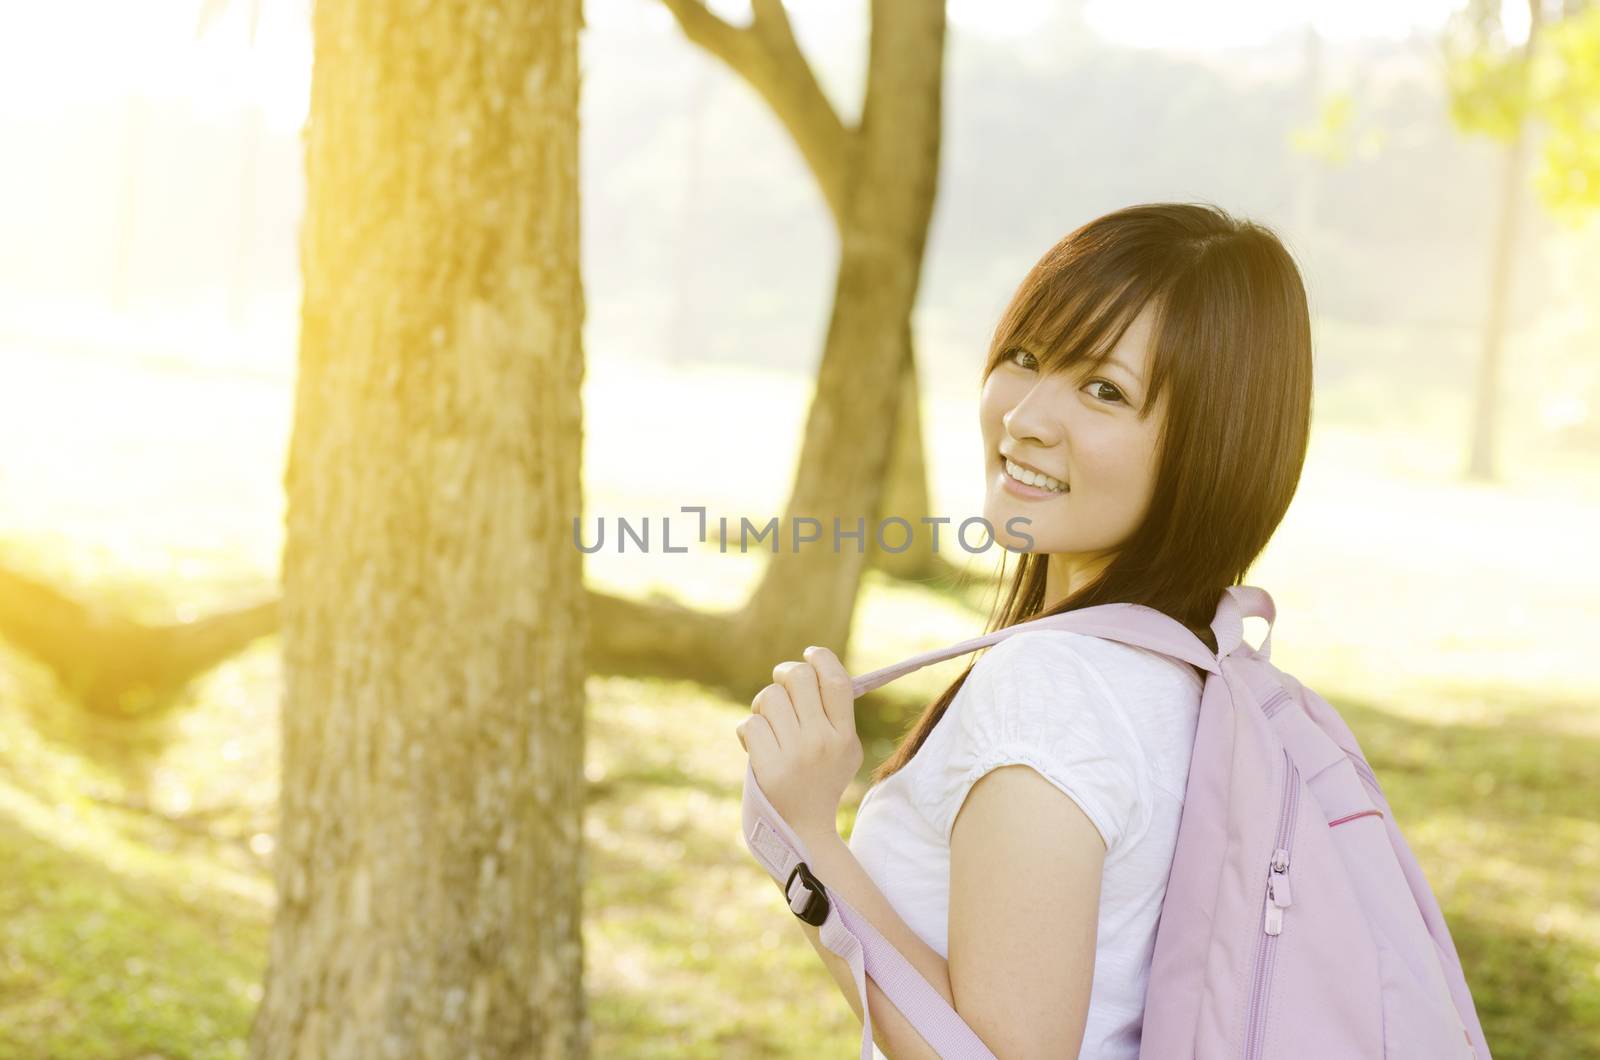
[738,202,1313,1057]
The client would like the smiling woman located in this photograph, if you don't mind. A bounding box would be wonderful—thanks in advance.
[847,202,1316,1057]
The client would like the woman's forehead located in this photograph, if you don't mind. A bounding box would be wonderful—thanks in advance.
[1015,299,1159,375]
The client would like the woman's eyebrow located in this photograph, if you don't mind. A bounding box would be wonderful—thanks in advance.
[1101,355,1144,385]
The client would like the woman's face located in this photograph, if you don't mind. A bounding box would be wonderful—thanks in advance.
[979,302,1168,600]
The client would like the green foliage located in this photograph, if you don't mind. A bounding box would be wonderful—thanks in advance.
[1289,92,1386,165]
[1443,1,1600,218]
[1442,1,1537,142]
[1531,7,1600,219]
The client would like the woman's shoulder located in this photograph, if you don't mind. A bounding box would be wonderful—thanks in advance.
[956,629,1165,743]
[913,629,1165,852]
[973,627,1202,696]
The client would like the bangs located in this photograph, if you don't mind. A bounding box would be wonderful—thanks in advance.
[985,267,1172,419]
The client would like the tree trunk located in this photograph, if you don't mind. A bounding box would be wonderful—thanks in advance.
[250,1,589,1057]
[1466,0,1542,483]
[660,0,948,615]
[728,0,945,689]
[866,322,947,582]
[856,298,941,586]
[1466,124,1528,482]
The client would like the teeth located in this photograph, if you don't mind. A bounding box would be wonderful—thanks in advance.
[1005,457,1068,493]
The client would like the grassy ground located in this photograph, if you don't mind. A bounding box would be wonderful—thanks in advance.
[1,336,1597,1056]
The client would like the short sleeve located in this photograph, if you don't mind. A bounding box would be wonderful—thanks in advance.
[915,629,1151,855]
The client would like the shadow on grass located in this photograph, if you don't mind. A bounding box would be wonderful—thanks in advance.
[1328,688,1600,826]
[0,806,267,1059]
[0,640,184,799]
[585,765,735,804]
[583,768,858,1057]
[1448,910,1600,1060]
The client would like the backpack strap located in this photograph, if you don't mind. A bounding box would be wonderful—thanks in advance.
[744,587,1275,1058]
[1212,584,1276,660]
[744,761,998,1058]
[849,598,1224,699]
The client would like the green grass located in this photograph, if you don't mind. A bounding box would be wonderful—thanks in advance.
[1,339,1598,1056]
[0,644,272,1060]
[0,812,266,1059]
[1332,689,1600,1054]
[4,590,1597,1057]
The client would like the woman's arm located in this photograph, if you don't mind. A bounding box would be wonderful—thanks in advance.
[789,827,952,1059]
[792,767,1105,1060]
[946,764,1103,1057]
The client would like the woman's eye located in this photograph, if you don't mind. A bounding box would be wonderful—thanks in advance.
[1007,348,1039,371]
[1086,379,1126,404]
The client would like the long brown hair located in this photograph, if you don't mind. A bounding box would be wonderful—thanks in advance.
[869,202,1313,786]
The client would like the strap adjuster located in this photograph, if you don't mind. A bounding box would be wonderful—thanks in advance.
[785,861,831,926]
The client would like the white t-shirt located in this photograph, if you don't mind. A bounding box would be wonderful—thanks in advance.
[846,628,1204,1059]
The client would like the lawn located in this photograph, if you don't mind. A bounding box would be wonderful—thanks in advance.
[0,335,1596,1056]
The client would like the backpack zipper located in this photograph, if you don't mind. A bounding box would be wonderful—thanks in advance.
[1244,746,1299,1060]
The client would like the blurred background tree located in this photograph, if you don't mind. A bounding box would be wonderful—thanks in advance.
[1443,0,1597,480]
[591,0,948,699]
[659,0,951,589]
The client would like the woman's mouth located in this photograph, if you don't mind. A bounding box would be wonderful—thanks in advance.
[1000,453,1069,496]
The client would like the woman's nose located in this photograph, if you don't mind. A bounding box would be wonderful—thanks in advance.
[1001,378,1066,447]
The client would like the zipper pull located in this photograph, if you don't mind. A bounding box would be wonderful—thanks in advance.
[1269,849,1292,907]
[1263,847,1292,936]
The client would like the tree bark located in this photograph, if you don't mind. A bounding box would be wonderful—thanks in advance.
[249,1,589,1057]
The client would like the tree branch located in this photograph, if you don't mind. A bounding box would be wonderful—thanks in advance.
[0,562,279,717]
[658,0,852,225]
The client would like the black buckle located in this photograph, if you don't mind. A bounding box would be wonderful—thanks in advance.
[785,861,831,926]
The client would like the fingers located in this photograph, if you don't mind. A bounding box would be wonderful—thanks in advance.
[737,713,775,759]
[752,681,798,748]
[773,659,825,733]
[743,649,853,760]
[802,645,855,733]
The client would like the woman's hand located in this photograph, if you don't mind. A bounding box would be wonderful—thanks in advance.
[736,644,863,845]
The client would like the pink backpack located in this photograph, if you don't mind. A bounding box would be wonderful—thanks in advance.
[742,585,1491,1059]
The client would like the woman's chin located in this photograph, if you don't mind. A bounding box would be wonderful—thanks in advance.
[982,513,1042,553]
